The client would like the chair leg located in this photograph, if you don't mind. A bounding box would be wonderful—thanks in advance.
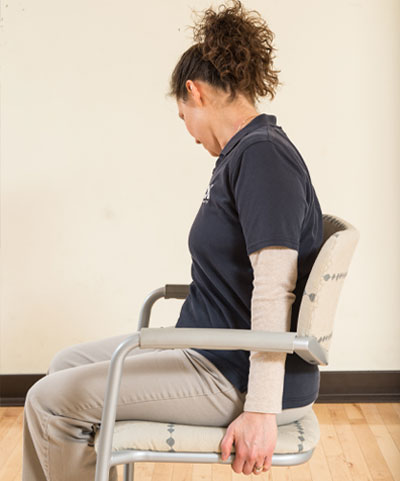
[123,463,134,481]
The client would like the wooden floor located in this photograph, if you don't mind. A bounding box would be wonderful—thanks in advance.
[1,403,399,481]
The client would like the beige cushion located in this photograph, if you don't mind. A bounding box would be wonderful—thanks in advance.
[94,409,319,455]
[297,214,360,356]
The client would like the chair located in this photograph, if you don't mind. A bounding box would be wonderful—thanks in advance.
[94,213,360,481]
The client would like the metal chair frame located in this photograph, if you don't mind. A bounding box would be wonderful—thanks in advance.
[94,285,326,481]
[94,214,359,481]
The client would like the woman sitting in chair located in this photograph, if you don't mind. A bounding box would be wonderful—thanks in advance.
[22,1,323,479]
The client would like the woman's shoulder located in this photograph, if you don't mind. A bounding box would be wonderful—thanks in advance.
[238,119,304,160]
[229,129,311,184]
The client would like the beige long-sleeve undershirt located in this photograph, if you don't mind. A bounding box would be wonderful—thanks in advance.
[243,245,298,414]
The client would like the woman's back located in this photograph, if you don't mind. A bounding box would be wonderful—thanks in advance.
[175,112,323,409]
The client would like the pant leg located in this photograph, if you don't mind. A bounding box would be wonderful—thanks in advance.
[23,332,316,481]
[47,332,163,374]
[22,335,246,481]
[46,333,313,427]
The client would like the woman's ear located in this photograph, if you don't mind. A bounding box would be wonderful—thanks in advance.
[186,80,205,108]
[186,80,193,93]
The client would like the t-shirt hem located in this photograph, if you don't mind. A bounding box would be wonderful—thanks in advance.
[189,349,319,409]
[247,238,300,256]
[282,393,319,410]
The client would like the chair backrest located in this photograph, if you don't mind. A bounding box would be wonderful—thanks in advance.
[296,214,360,363]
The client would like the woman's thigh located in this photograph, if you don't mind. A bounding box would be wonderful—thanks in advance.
[43,333,314,428]
[30,345,245,430]
[47,332,161,373]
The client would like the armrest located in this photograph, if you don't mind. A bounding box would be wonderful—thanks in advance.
[140,327,328,366]
[137,284,190,331]
[164,284,191,299]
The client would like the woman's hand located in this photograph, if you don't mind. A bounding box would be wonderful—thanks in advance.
[220,411,278,475]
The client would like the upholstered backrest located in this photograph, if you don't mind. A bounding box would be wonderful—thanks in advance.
[296,214,360,362]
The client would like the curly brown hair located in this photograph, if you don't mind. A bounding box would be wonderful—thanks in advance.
[168,0,282,105]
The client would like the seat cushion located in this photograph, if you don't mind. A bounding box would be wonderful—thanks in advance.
[94,409,320,455]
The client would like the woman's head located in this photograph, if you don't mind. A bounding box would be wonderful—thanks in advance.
[168,0,282,106]
[169,0,282,156]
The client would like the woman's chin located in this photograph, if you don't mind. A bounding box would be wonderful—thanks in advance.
[207,148,219,157]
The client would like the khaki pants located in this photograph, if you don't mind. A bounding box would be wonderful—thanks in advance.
[22,333,314,481]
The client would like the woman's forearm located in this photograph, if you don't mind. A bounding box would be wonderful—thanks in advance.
[243,245,298,414]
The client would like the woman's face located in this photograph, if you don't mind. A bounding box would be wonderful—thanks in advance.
[177,97,220,157]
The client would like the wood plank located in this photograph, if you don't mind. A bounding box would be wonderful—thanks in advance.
[136,462,156,481]
[328,403,374,481]
[193,463,212,481]
[307,441,333,481]
[344,403,364,421]
[270,465,292,481]
[172,462,193,481]
[288,462,312,481]
[392,404,400,419]
[360,404,400,481]
[0,407,22,418]
[377,404,400,451]
[152,462,174,481]
[320,404,360,481]
[0,411,23,480]
[0,414,19,444]
[212,463,232,481]
[344,403,394,481]
[12,469,22,481]
[0,410,24,481]
[314,404,342,457]
[314,404,352,481]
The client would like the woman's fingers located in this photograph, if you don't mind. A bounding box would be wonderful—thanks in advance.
[233,452,267,475]
[252,457,268,475]
[262,455,272,472]
[223,412,277,475]
[232,452,272,474]
[220,428,234,461]
[232,445,247,474]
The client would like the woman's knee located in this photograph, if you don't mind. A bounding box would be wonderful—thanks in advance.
[25,374,54,413]
[26,367,89,418]
[47,345,79,374]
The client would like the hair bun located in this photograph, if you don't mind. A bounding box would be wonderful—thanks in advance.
[169,0,282,104]
[190,0,281,102]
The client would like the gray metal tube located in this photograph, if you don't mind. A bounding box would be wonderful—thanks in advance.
[293,336,328,366]
[140,327,328,366]
[95,333,141,481]
[136,284,191,331]
[136,287,165,331]
[110,448,314,467]
[140,327,297,353]
[123,463,134,481]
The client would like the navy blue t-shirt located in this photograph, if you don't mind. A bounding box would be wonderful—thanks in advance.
[175,113,323,410]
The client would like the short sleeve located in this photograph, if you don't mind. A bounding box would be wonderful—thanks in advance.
[231,140,308,256]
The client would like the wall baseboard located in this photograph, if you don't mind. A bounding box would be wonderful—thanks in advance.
[317,370,400,403]
[1,374,44,407]
[0,371,399,407]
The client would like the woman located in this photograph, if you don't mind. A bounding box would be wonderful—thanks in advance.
[22,1,323,479]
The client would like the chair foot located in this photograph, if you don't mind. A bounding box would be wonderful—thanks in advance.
[123,463,134,481]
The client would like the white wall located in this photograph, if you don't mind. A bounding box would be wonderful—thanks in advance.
[1,0,399,373]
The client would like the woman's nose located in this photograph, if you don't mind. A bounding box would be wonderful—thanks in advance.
[195,139,201,144]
